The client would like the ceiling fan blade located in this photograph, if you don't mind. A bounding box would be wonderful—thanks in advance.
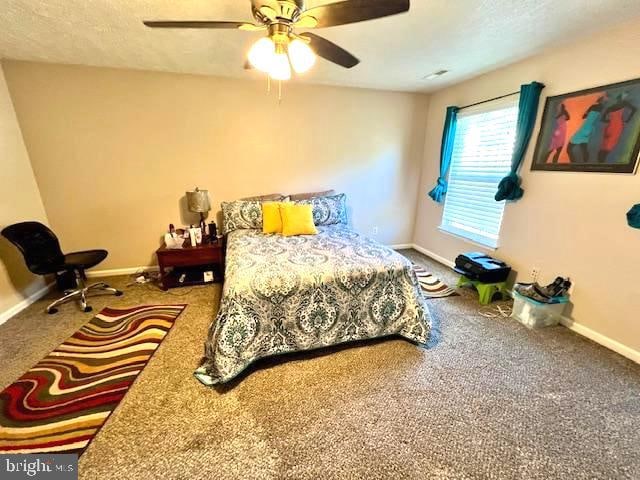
[244,60,254,70]
[299,0,409,28]
[143,21,253,29]
[238,23,267,32]
[301,33,359,68]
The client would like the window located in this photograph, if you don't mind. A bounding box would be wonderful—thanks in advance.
[440,97,519,248]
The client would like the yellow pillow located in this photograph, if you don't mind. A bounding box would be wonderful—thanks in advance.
[262,202,284,234]
[281,203,318,237]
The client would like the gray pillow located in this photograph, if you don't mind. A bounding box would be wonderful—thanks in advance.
[296,193,347,226]
[221,200,263,234]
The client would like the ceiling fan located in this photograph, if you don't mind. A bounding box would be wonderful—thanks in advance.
[144,0,410,81]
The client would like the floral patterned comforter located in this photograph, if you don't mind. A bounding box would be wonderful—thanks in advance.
[194,224,435,385]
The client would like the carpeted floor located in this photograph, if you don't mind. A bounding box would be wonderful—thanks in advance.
[1,250,638,479]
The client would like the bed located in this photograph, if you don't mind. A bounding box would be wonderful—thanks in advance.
[194,198,435,385]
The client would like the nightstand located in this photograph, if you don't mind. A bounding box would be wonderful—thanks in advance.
[156,239,225,290]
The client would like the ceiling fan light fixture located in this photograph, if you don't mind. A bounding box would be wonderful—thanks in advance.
[288,38,316,74]
[145,0,411,86]
[248,37,276,72]
[269,50,292,81]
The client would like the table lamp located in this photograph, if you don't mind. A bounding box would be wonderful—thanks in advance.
[186,187,211,237]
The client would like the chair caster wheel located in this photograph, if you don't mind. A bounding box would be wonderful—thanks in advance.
[47,308,58,315]
[115,290,123,297]
[83,306,93,313]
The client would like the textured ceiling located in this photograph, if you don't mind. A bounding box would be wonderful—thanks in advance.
[1,0,640,92]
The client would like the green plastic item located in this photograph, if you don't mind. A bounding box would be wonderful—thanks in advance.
[457,275,509,305]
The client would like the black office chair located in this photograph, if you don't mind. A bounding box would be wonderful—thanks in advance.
[1,221,122,314]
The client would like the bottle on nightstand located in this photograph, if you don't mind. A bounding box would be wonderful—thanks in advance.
[208,222,218,242]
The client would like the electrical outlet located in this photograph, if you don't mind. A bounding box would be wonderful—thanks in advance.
[531,266,541,282]
[372,226,379,236]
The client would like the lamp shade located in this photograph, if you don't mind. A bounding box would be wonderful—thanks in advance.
[186,188,211,213]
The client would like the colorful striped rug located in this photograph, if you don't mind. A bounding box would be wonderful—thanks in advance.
[414,264,459,299]
[0,304,186,455]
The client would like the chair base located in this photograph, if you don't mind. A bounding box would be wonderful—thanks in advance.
[46,281,123,314]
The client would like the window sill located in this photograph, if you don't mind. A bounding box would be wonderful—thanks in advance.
[437,226,498,251]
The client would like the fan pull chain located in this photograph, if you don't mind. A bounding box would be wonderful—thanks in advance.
[263,76,283,103]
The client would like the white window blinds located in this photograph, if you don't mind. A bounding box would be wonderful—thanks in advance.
[440,97,519,248]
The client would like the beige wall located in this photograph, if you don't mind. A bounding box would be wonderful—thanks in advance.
[0,65,49,317]
[3,61,429,270]
[414,21,640,354]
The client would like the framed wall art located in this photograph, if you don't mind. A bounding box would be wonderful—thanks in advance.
[532,78,640,173]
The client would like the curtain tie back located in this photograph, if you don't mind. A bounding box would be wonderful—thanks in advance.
[495,172,524,202]
[428,177,448,203]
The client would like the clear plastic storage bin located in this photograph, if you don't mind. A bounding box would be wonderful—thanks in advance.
[511,291,569,328]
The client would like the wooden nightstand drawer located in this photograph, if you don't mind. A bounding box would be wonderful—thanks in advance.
[156,240,225,290]
[158,248,221,267]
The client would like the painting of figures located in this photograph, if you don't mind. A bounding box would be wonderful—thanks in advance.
[532,78,640,173]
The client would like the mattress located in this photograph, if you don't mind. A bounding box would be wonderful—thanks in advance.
[195,224,435,385]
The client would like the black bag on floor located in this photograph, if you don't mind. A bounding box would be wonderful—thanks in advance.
[454,252,511,283]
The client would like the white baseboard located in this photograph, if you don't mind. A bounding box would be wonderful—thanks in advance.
[409,243,638,365]
[0,282,54,326]
[0,266,158,325]
[560,317,639,364]
[86,266,159,278]
[409,243,456,268]
[389,243,413,250]
[9,250,637,365]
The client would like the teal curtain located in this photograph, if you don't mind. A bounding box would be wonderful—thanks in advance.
[495,82,545,202]
[628,204,640,228]
[429,106,459,203]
